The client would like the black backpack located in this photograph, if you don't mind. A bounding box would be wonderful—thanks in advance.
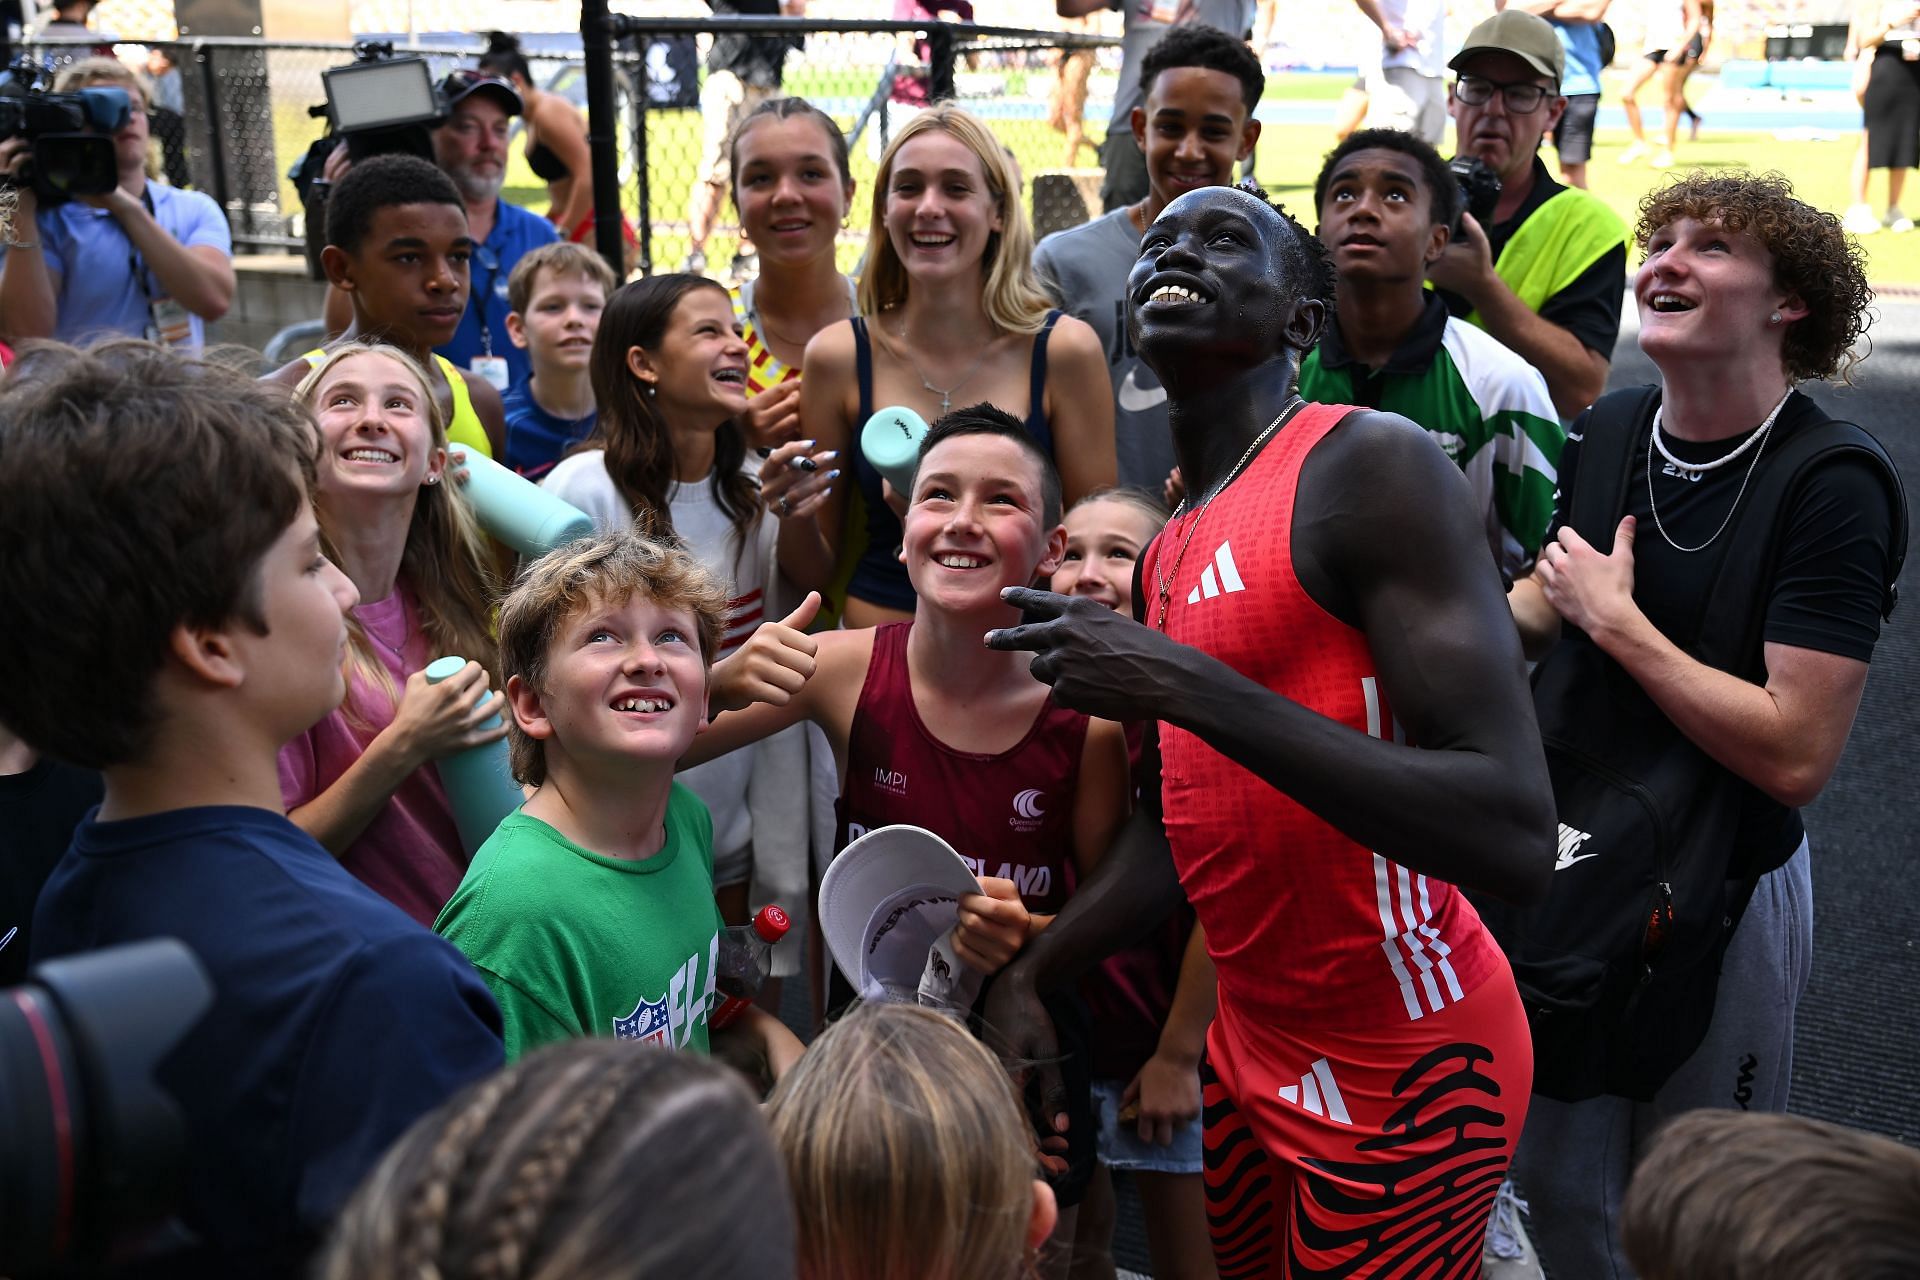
[1477,387,1906,1103]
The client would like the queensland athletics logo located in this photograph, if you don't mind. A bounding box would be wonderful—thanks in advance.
[1010,788,1046,832]
[613,994,672,1046]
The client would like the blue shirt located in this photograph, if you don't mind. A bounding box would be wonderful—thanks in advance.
[435,198,559,390]
[1,182,231,350]
[1553,19,1604,97]
[502,378,597,478]
[32,804,504,1275]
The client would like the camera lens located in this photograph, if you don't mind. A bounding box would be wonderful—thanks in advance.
[0,984,87,1271]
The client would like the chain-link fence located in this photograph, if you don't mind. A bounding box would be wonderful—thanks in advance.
[15,20,1121,274]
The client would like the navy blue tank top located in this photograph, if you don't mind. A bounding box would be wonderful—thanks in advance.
[847,311,1062,611]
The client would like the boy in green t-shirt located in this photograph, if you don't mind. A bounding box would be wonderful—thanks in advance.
[436,530,802,1071]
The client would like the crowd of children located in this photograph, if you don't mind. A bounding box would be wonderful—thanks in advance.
[2,30,1917,1280]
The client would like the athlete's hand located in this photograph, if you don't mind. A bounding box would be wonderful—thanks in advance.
[955,876,1032,974]
[986,586,1190,723]
[1121,1047,1203,1146]
[740,377,805,451]
[1426,210,1497,303]
[383,662,507,770]
[1535,515,1644,648]
[707,592,821,715]
[981,967,1072,1169]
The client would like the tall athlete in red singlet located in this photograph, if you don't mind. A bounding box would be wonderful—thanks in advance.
[990,183,1556,1278]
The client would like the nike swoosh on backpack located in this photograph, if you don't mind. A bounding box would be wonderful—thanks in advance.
[1117,365,1167,412]
[1554,850,1600,871]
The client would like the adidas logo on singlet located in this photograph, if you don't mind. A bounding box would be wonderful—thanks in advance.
[1186,540,1246,604]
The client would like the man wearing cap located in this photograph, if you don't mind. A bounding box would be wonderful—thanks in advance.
[322,71,559,392]
[1429,8,1627,419]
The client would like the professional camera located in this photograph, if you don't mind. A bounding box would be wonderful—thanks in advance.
[0,938,212,1277]
[291,41,447,276]
[0,59,131,203]
[1449,155,1502,238]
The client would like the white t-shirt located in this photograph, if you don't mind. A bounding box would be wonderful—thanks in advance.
[542,450,775,878]
[1377,0,1448,76]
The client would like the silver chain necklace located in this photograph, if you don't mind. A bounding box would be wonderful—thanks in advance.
[894,317,994,415]
[1645,392,1792,553]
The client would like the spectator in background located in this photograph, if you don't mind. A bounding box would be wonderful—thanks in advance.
[321,1041,796,1280]
[141,44,192,188]
[1432,10,1627,417]
[34,0,113,59]
[797,103,1114,628]
[502,242,614,477]
[1036,22,1263,492]
[478,31,638,271]
[1304,129,1563,584]
[1844,0,1920,235]
[322,71,561,394]
[685,0,807,276]
[1057,0,1257,214]
[1622,1111,1920,1280]
[143,45,184,112]
[1505,0,1614,188]
[0,57,232,350]
[1617,0,1706,169]
[1354,0,1447,144]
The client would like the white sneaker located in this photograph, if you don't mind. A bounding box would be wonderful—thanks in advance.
[1888,207,1915,233]
[1617,141,1650,165]
[1844,203,1881,235]
[1649,148,1675,169]
[1481,1181,1545,1279]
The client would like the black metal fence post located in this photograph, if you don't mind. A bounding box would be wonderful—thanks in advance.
[193,42,234,236]
[580,0,627,279]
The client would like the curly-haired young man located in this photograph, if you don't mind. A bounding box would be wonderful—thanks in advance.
[1499,171,1905,1278]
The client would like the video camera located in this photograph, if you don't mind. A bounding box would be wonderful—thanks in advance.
[0,59,131,204]
[291,41,447,277]
[0,938,212,1277]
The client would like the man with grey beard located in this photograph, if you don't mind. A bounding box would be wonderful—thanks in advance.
[322,70,559,393]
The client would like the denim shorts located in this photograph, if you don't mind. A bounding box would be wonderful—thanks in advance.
[1091,1077,1204,1174]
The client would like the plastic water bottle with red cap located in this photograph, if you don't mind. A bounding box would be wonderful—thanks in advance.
[710,905,790,1030]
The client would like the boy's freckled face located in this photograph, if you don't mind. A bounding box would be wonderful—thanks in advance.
[529,592,709,770]
[344,202,474,349]
[901,434,1057,610]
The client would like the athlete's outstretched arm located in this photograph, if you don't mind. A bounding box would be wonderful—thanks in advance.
[990,416,1556,904]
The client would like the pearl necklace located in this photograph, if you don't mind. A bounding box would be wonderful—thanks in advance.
[1645,391,1792,554]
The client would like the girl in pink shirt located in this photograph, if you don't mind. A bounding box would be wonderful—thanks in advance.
[279,342,505,924]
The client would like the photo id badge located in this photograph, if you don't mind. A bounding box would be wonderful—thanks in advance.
[469,355,509,391]
[147,296,193,348]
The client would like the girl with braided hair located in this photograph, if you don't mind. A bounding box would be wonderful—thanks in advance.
[320,1040,794,1280]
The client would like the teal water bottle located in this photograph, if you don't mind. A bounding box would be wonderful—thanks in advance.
[448,445,595,558]
[424,655,522,855]
[859,405,930,497]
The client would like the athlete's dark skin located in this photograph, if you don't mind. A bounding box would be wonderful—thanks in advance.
[983,185,1555,1132]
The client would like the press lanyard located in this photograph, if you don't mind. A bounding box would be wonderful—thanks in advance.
[126,185,191,348]
[472,241,500,358]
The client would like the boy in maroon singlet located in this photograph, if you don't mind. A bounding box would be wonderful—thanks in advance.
[986,182,1558,1279]
[684,404,1132,1271]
